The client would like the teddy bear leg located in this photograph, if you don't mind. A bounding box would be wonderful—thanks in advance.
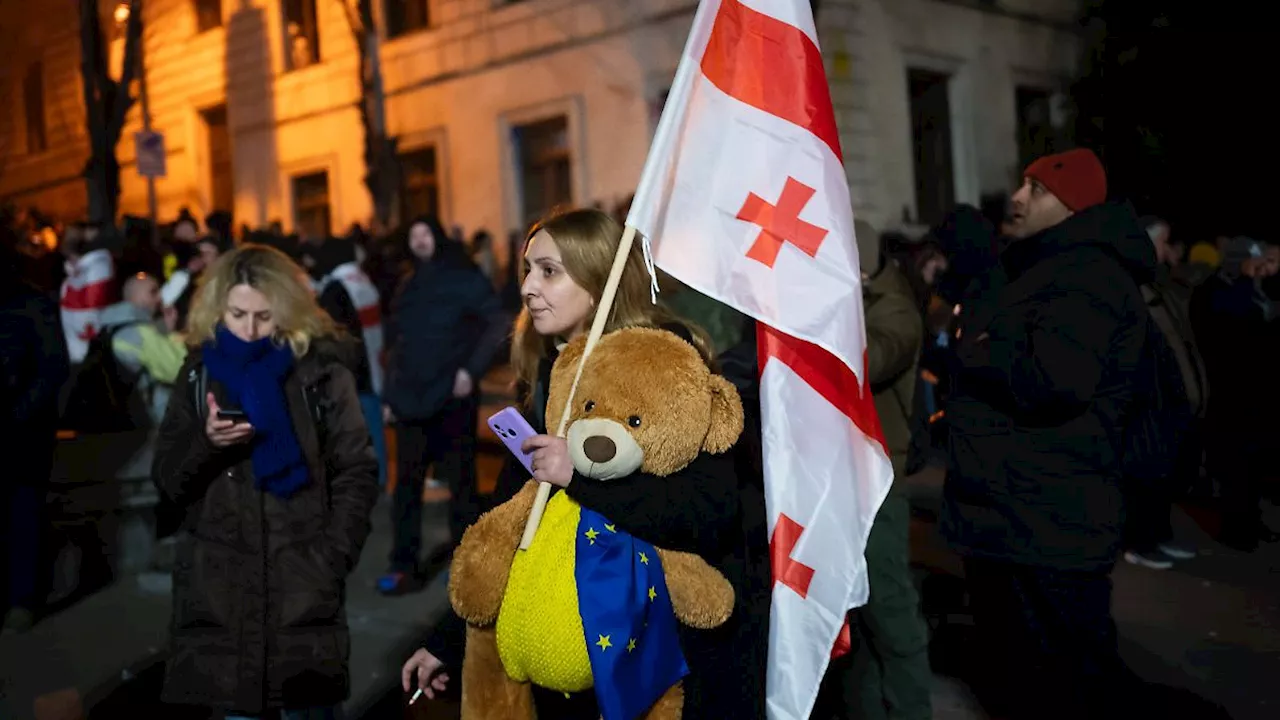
[638,681,685,720]
[461,624,535,720]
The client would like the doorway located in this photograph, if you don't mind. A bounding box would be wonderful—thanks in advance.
[907,68,955,227]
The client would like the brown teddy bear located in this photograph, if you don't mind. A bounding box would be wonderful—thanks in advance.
[448,327,745,719]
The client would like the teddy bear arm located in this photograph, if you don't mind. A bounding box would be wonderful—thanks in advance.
[656,548,735,630]
[450,480,540,625]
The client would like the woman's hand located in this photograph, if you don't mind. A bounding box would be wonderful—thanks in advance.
[205,393,254,448]
[401,648,449,699]
[522,434,574,487]
[382,404,396,424]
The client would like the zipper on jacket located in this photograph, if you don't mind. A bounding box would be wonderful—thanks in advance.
[303,380,332,513]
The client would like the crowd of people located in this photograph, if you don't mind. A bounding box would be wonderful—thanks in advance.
[0,145,1271,720]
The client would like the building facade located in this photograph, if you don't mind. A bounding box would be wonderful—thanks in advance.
[1,0,1078,258]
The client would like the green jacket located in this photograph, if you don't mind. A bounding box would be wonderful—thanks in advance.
[656,271,746,356]
[863,262,923,477]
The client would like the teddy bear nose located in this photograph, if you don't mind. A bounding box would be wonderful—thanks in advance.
[583,435,617,464]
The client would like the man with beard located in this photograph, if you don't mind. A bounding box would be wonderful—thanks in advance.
[942,148,1154,719]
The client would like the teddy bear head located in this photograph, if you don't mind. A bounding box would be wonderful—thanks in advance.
[545,327,744,480]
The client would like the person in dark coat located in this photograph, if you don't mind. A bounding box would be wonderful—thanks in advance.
[302,236,389,487]
[402,209,770,719]
[1121,218,1207,569]
[301,237,375,400]
[1190,236,1279,551]
[816,220,932,720]
[380,215,507,595]
[152,245,379,718]
[941,149,1155,720]
[1,230,70,634]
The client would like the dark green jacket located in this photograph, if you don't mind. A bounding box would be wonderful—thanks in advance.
[864,262,923,477]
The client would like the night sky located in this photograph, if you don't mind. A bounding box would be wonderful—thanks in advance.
[1075,5,1275,244]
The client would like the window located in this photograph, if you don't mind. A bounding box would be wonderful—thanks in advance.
[194,0,222,32]
[202,105,234,212]
[1015,86,1057,171]
[399,145,440,226]
[907,68,955,227]
[283,0,320,70]
[292,171,331,239]
[385,0,430,39]
[513,116,572,228]
[23,62,47,154]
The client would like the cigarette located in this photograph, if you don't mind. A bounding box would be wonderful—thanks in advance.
[409,688,424,705]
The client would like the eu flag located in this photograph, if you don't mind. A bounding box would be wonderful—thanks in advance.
[575,505,689,720]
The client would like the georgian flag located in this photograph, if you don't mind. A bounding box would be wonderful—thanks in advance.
[625,1,894,717]
[60,247,116,363]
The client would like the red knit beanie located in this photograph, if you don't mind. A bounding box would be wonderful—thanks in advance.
[1023,148,1107,212]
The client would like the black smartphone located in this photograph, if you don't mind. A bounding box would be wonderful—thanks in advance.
[216,408,248,422]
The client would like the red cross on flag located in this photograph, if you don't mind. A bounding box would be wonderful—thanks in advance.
[60,247,117,363]
[625,1,893,717]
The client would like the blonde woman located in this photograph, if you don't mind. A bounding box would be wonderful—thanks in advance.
[402,209,770,719]
[152,245,378,720]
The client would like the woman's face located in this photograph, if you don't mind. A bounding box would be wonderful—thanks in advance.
[921,253,949,286]
[198,241,221,269]
[521,230,594,340]
[224,283,276,342]
[408,222,436,261]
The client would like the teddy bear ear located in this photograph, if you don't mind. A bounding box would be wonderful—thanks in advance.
[704,374,745,454]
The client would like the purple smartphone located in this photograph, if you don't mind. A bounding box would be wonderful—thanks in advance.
[487,407,538,475]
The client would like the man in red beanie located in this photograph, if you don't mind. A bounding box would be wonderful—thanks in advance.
[1008,147,1109,238]
[941,148,1158,720]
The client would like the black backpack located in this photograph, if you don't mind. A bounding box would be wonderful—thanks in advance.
[62,322,144,433]
[1121,313,1193,482]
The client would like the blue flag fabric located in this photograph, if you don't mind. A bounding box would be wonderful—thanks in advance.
[574,505,689,720]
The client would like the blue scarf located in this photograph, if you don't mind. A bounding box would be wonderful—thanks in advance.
[202,326,310,498]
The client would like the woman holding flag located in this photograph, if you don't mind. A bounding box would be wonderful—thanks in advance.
[402,208,770,718]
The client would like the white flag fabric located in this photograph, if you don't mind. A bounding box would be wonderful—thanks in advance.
[625,1,895,717]
[324,262,386,396]
[60,247,116,363]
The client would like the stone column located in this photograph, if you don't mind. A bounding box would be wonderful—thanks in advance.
[816,0,884,227]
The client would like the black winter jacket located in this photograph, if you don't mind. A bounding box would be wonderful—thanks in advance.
[152,343,379,715]
[0,279,68,484]
[941,203,1155,572]
[384,248,506,421]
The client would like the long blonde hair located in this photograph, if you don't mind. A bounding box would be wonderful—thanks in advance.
[185,243,340,357]
[510,208,712,391]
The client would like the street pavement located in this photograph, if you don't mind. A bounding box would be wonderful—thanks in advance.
[906,466,1280,720]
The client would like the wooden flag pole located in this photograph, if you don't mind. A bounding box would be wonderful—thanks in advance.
[518,224,641,550]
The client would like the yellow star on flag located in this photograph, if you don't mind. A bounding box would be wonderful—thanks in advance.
[605,523,616,533]
[638,551,650,565]
[596,634,613,651]
[648,586,657,602]
[585,527,600,544]
[627,638,637,653]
